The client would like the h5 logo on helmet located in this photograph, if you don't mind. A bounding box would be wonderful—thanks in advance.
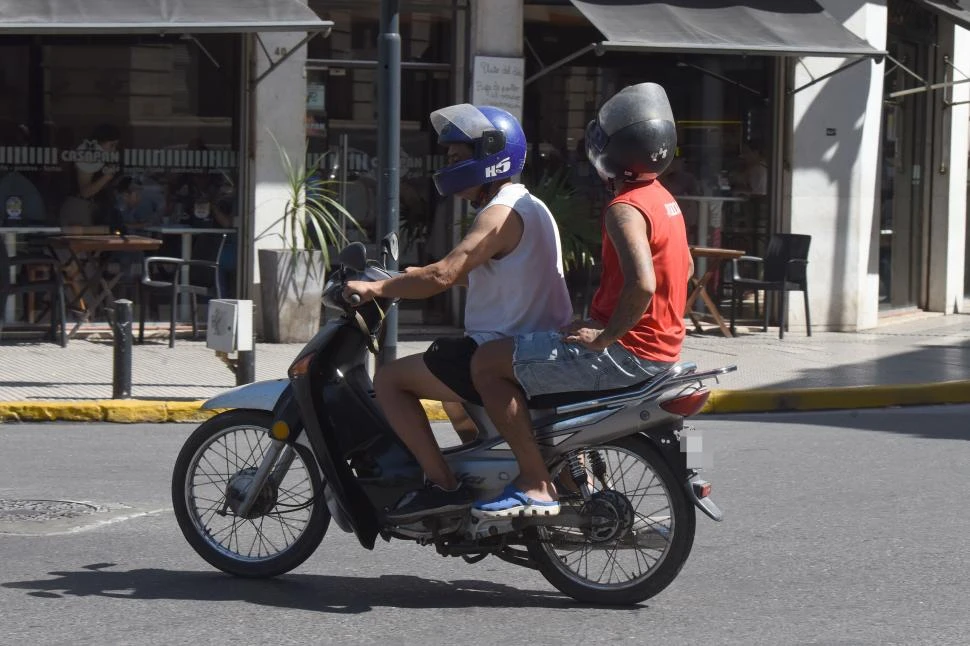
[484,157,511,179]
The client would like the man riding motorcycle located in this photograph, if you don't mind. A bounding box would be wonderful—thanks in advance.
[344,103,573,522]
[468,82,695,518]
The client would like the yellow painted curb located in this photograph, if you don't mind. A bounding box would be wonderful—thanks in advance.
[0,401,103,423]
[3,381,968,423]
[421,400,448,421]
[701,380,970,414]
[0,399,446,423]
[0,400,214,423]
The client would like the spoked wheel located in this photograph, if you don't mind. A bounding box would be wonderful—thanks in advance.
[172,410,330,577]
[527,435,695,605]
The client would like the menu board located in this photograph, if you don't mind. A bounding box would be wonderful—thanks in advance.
[471,56,524,121]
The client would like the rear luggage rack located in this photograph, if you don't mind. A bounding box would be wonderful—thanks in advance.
[554,363,737,415]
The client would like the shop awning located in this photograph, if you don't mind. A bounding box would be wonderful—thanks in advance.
[0,0,333,35]
[914,0,970,32]
[570,0,885,58]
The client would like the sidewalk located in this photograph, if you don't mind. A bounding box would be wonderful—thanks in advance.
[1,314,969,422]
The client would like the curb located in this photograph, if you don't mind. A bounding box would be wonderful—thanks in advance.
[0,399,450,424]
[700,380,970,414]
[2,381,969,423]
[0,400,217,423]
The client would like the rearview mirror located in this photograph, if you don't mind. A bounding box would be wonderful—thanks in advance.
[337,242,367,271]
[381,233,399,264]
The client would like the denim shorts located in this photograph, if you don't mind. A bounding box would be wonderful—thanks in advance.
[512,331,674,399]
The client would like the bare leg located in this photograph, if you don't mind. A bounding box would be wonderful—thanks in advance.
[470,338,556,502]
[374,354,465,489]
[441,401,479,444]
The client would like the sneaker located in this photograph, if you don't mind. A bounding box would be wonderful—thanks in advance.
[471,483,561,519]
[385,482,473,523]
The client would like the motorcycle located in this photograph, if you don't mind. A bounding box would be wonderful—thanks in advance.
[172,236,735,605]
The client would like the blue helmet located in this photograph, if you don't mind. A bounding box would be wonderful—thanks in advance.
[430,104,527,196]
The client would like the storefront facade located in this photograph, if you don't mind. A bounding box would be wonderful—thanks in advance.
[0,0,334,337]
[6,0,966,336]
[470,0,969,331]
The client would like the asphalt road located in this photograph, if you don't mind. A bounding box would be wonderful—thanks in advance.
[1,406,969,645]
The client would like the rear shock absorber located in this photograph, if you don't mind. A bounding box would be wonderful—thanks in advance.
[565,451,592,501]
[587,450,611,490]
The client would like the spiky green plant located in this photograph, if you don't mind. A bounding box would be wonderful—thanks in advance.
[524,166,599,273]
[257,130,364,269]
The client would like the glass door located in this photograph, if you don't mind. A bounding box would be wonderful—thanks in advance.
[879,40,927,310]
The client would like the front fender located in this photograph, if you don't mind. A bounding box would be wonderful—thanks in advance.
[202,379,289,411]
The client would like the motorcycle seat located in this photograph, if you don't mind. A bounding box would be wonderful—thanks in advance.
[526,367,672,410]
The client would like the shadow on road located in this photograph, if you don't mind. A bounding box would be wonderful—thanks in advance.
[705,404,970,440]
[2,562,638,613]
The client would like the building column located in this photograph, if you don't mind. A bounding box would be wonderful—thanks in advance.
[471,0,523,60]
[788,0,886,331]
[926,24,969,314]
[249,26,310,333]
[449,0,524,324]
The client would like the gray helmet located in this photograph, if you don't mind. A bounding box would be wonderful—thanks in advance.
[585,82,677,183]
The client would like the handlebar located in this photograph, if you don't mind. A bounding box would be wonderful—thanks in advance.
[348,293,361,307]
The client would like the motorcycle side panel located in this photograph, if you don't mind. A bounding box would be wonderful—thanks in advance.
[201,379,289,411]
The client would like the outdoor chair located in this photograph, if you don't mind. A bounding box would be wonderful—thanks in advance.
[138,233,226,348]
[0,243,67,347]
[726,233,812,340]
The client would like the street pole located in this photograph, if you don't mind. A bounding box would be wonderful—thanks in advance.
[377,0,400,366]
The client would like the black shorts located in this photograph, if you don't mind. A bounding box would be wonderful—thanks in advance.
[423,336,483,405]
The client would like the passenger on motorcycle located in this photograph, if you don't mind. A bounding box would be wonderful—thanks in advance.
[344,104,573,522]
[467,82,694,518]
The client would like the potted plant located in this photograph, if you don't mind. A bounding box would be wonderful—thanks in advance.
[257,133,362,343]
[524,166,600,316]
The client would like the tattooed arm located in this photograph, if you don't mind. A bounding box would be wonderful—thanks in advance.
[563,202,654,351]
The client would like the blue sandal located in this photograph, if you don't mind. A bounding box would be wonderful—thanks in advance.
[471,483,561,518]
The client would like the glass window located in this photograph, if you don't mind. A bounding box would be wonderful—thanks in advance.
[305,67,450,247]
[0,35,241,231]
[523,17,776,258]
[308,1,455,63]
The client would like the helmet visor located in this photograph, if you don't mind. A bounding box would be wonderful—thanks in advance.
[430,104,495,142]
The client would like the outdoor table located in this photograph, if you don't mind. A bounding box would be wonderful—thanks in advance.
[685,246,745,338]
[138,226,231,320]
[675,195,748,274]
[2,225,62,321]
[48,234,162,337]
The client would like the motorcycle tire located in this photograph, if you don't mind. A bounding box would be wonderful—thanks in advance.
[527,434,696,606]
[172,409,330,578]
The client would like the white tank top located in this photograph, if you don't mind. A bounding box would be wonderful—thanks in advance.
[464,183,574,344]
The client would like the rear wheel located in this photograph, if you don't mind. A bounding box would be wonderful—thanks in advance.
[172,410,330,577]
[527,435,695,605]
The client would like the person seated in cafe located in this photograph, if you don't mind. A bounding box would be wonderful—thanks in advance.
[60,123,122,228]
[730,140,769,252]
[106,176,150,297]
[732,141,767,198]
[111,176,161,233]
[167,138,223,227]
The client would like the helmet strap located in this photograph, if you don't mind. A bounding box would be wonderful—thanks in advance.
[470,180,506,209]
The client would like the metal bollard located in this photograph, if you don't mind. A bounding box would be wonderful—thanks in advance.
[236,348,255,386]
[110,299,133,399]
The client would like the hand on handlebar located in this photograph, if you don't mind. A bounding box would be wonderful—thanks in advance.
[343,280,376,306]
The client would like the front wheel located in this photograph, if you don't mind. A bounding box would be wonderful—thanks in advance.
[527,435,696,605]
[172,410,330,577]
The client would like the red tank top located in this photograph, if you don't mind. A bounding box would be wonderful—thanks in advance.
[589,181,690,362]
